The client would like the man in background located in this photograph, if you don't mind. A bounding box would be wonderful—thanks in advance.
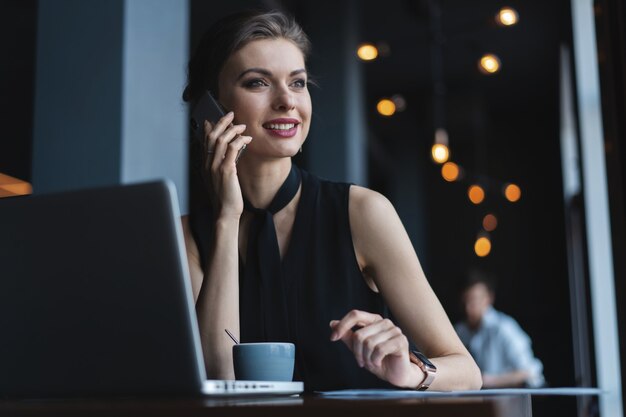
[455,273,545,388]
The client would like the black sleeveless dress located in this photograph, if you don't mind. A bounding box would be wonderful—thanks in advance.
[188,166,392,391]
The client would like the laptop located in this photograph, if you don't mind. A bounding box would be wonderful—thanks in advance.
[0,180,303,398]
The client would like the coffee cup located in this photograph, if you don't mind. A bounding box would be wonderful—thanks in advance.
[232,342,295,381]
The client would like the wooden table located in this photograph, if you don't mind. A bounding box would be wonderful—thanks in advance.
[0,394,531,417]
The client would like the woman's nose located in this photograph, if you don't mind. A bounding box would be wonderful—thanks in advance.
[272,87,296,111]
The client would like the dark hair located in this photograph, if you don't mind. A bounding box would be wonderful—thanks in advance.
[182,10,311,105]
[462,269,496,294]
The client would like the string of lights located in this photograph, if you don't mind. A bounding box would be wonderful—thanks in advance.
[357,4,521,258]
[433,5,521,257]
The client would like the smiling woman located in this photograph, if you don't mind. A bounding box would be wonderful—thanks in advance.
[180,10,481,392]
[217,38,311,160]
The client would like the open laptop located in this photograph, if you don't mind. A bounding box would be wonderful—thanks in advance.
[0,180,303,398]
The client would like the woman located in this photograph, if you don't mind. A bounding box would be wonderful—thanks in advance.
[181,10,481,391]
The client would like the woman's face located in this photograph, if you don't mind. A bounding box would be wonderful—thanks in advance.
[217,38,312,160]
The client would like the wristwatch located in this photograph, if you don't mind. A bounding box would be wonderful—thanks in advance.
[408,350,437,390]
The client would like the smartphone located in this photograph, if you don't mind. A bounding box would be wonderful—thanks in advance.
[190,90,226,140]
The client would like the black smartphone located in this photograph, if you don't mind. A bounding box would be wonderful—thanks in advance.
[190,90,226,140]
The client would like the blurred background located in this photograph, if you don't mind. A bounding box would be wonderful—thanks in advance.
[2,0,625,416]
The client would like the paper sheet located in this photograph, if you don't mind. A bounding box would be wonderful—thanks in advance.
[316,387,604,399]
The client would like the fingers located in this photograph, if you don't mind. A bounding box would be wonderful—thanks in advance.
[352,319,394,367]
[198,111,247,215]
[330,310,383,342]
[209,123,247,172]
[204,111,235,151]
[204,112,239,163]
[367,327,407,368]
[329,320,355,354]
[222,135,253,167]
[351,318,397,368]
[330,311,409,371]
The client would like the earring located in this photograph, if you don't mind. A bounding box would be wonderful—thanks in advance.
[299,146,303,154]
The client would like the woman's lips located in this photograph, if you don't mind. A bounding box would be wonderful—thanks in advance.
[263,120,300,138]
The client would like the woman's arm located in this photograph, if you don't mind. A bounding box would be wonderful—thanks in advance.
[182,215,240,380]
[482,371,529,388]
[330,186,482,391]
[181,216,204,302]
[181,113,252,380]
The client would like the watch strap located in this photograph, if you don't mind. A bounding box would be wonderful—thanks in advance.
[408,350,437,391]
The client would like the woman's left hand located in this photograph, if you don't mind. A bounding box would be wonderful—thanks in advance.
[330,310,423,389]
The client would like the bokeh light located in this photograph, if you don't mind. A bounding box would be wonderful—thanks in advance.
[468,185,485,204]
[474,236,492,257]
[391,94,407,112]
[0,172,32,198]
[357,44,378,61]
[376,99,396,116]
[483,214,498,232]
[496,7,519,26]
[431,144,450,164]
[504,183,522,202]
[479,54,501,74]
[441,162,460,182]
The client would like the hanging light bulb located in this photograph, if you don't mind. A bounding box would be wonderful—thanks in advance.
[478,54,501,74]
[357,43,378,61]
[482,213,498,232]
[504,183,522,202]
[496,7,519,26]
[468,185,485,204]
[431,128,450,164]
[434,128,449,146]
[441,162,460,182]
[431,144,449,164]
[376,99,396,116]
[474,235,492,257]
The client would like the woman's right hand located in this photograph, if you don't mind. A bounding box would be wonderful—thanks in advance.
[202,111,253,219]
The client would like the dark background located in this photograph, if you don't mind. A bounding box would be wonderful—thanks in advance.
[0,1,36,182]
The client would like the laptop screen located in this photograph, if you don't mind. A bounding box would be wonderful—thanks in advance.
[0,181,207,397]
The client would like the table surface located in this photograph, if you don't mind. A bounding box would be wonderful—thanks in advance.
[0,394,532,417]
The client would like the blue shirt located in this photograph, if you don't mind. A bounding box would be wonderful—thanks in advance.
[455,307,545,388]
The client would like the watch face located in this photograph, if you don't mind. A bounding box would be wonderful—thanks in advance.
[412,350,437,370]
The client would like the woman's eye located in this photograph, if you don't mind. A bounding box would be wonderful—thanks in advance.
[243,79,268,88]
[292,79,307,88]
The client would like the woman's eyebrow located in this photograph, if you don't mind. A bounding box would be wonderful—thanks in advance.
[237,67,307,80]
[290,68,307,76]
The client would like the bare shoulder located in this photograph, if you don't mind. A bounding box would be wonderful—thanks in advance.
[348,185,397,221]
[349,185,404,240]
[348,185,410,274]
